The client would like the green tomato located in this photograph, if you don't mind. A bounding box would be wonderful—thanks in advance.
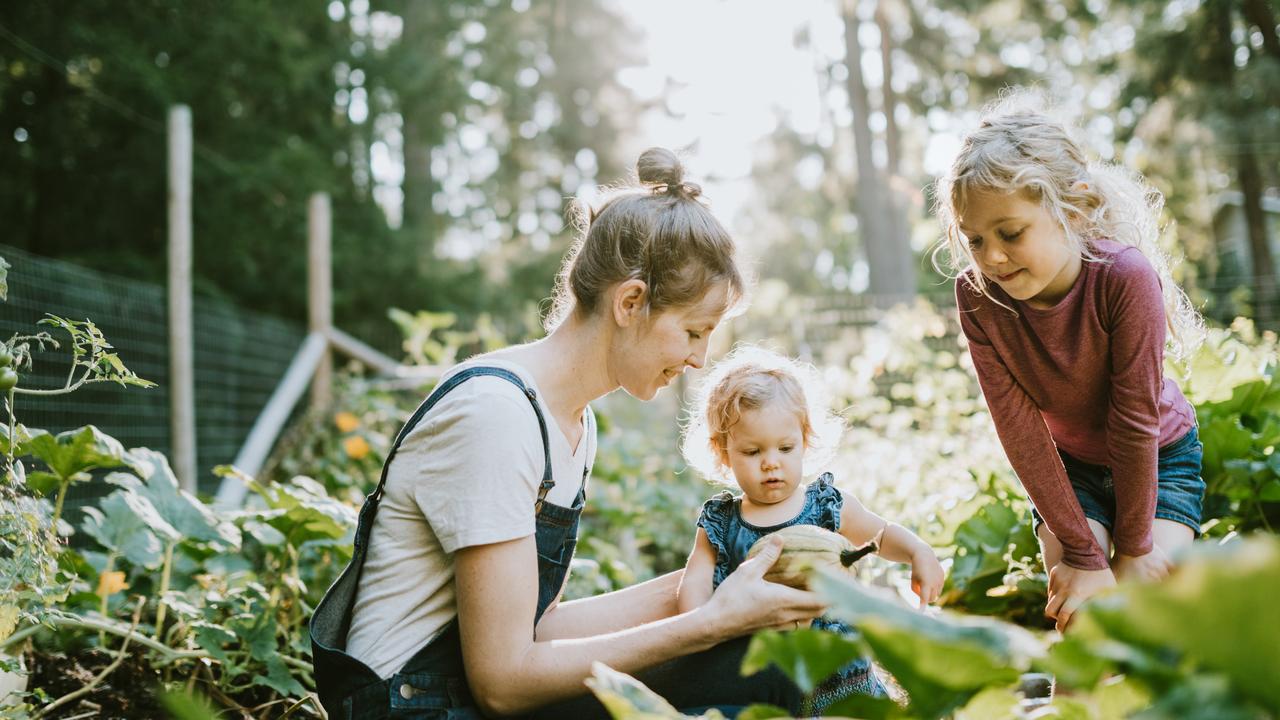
[0,346,11,368]
[0,367,16,391]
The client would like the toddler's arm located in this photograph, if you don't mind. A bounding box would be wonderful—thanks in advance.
[676,527,717,613]
[839,489,945,608]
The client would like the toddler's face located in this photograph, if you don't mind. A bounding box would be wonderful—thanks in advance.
[725,400,805,506]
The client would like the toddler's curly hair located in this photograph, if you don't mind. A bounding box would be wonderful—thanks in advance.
[682,345,844,486]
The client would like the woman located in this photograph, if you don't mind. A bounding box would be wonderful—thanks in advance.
[311,147,826,718]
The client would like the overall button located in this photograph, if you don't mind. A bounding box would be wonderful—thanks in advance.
[399,683,416,700]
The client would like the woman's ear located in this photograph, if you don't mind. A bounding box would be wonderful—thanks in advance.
[611,279,648,328]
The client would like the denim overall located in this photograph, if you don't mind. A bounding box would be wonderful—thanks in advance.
[310,367,588,719]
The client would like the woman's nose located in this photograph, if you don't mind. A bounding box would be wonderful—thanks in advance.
[686,342,708,370]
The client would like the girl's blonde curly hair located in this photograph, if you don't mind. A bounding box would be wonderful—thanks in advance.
[682,345,844,486]
[932,90,1203,358]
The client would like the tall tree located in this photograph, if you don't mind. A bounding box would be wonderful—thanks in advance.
[841,0,915,304]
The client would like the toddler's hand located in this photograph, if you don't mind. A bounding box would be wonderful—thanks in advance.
[909,548,945,609]
[1112,546,1173,583]
[1045,563,1116,632]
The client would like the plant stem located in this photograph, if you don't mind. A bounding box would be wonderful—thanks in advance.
[0,613,313,672]
[52,479,70,529]
[4,387,14,469]
[154,541,176,640]
[97,554,116,646]
[33,598,146,720]
[14,366,93,396]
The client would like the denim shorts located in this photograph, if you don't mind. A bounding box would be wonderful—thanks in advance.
[1031,426,1206,536]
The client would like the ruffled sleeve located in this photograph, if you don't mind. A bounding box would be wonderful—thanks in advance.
[809,473,845,532]
[696,491,737,585]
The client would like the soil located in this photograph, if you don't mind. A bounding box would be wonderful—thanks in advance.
[25,647,167,719]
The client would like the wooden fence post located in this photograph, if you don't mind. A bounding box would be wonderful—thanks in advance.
[168,105,197,492]
[309,192,333,410]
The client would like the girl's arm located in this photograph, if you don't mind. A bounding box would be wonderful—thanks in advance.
[1101,251,1167,559]
[676,527,717,613]
[456,534,827,717]
[838,490,944,607]
[956,283,1108,571]
[534,570,684,640]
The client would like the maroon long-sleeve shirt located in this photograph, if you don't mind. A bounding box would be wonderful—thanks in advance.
[955,240,1196,570]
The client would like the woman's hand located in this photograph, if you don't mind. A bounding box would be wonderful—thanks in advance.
[1111,546,1173,583]
[1045,563,1116,632]
[909,547,946,609]
[700,537,828,639]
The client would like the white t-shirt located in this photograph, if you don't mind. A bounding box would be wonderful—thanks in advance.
[345,358,596,679]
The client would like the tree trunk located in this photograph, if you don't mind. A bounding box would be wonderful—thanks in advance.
[400,1,442,270]
[841,0,914,304]
[1237,144,1277,328]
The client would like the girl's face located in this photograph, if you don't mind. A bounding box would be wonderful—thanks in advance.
[725,400,805,506]
[615,282,729,401]
[960,189,1083,308]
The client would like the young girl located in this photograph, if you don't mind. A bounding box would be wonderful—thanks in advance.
[934,95,1206,633]
[676,346,945,712]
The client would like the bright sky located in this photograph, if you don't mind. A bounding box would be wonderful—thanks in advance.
[613,1,832,231]
[613,0,964,237]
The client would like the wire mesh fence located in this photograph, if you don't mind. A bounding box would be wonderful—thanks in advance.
[0,243,305,509]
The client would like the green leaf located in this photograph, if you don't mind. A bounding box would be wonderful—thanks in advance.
[158,690,220,720]
[734,705,792,720]
[741,628,864,694]
[255,475,355,546]
[1038,633,1113,689]
[1076,536,1280,713]
[1197,417,1254,480]
[0,422,32,456]
[80,490,176,567]
[1095,676,1152,719]
[813,571,1042,720]
[190,621,236,666]
[24,470,63,497]
[953,686,1021,720]
[584,662,692,719]
[105,448,241,551]
[23,425,132,482]
[1258,479,1280,503]
[252,653,308,698]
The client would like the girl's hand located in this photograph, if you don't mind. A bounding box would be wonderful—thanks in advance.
[909,548,945,609]
[1112,546,1173,583]
[1045,563,1116,632]
[701,537,829,638]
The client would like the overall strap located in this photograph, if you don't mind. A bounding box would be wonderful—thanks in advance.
[356,366,555,553]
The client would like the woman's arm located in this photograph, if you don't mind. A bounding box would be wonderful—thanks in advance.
[534,569,684,640]
[675,528,717,614]
[456,535,826,717]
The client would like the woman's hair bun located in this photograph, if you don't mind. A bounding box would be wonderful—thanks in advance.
[636,146,684,189]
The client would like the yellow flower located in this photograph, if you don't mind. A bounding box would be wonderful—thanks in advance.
[334,412,360,433]
[97,571,129,598]
[343,435,371,460]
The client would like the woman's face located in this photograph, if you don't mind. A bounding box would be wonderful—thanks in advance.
[959,189,1082,308]
[614,282,730,401]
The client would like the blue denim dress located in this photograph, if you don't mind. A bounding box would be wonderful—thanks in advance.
[699,473,888,712]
